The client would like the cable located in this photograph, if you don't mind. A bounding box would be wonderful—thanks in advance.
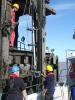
[22,0,27,15]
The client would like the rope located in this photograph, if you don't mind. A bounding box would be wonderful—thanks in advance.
[29,0,31,15]
[22,0,27,15]
[22,0,33,50]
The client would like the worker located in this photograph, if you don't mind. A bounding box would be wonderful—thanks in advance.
[9,3,19,47]
[44,64,55,100]
[1,65,27,100]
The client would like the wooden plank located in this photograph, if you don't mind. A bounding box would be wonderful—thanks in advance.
[45,4,56,15]
[9,50,33,56]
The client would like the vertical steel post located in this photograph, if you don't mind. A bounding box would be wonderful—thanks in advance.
[0,0,7,65]
[0,0,2,68]
[37,0,46,72]
[0,0,9,77]
[0,0,7,77]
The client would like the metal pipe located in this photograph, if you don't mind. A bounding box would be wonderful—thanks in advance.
[32,1,36,67]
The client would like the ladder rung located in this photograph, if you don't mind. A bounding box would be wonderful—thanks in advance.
[27,27,38,31]
[28,44,36,46]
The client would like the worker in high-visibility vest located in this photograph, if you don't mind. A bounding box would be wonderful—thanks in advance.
[44,64,55,100]
[9,3,19,47]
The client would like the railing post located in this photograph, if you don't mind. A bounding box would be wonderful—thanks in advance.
[20,42,21,50]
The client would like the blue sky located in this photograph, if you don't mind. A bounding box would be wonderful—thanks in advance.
[19,0,75,62]
[45,0,75,61]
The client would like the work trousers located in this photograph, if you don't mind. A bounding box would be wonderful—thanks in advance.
[45,92,53,100]
[9,30,15,47]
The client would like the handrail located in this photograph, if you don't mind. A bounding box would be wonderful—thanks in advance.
[18,41,25,50]
[25,83,43,89]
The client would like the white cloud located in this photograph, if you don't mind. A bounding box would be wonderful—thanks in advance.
[47,3,75,19]
[53,3,75,11]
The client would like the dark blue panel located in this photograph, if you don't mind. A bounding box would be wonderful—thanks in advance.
[19,0,25,3]
[45,0,50,4]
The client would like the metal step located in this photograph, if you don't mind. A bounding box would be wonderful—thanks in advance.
[27,27,38,31]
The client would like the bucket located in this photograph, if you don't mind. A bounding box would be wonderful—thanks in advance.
[71,87,75,100]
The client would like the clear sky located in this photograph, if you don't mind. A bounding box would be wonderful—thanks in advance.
[45,0,75,61]
[18,0,75,62]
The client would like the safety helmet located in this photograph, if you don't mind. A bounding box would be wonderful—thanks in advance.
[9,65,20,73]
[13,3,19,9]
[46,65,53,72]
